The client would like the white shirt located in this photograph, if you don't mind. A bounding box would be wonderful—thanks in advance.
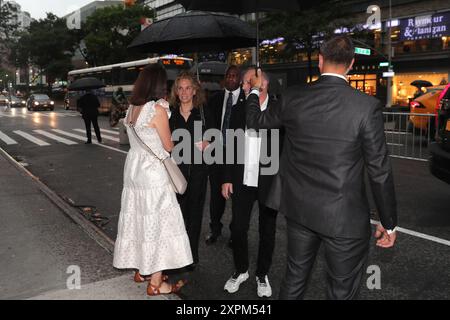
[221,87,241,130]
[243,95,269,187]
[321,73,348,82]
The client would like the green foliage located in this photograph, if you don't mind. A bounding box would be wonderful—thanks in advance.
[0,2,19,66]
[82,4,155,66]
[260,1,351,80]
[10,13,78,83]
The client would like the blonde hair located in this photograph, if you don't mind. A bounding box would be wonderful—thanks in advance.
[169,71,206,109]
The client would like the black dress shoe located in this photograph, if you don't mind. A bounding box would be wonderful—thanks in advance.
[228,238,233,249]
[85,141,92,144]
[205,234,220,245]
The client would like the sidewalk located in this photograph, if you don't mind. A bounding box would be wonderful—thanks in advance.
[0,147,175,300]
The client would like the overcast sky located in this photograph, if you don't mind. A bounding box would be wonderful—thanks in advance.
[12,0,97,19]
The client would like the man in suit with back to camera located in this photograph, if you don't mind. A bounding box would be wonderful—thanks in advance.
[246,35,398,300]
[205,65,245,245]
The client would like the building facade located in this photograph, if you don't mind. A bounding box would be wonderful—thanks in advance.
[143,0,184,20]
[252,0,450,106]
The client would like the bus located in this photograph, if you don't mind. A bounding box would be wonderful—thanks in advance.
[66,56,194,117]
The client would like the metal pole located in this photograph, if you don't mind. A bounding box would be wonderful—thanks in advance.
[386,0,393,108]
[256,12,260,68]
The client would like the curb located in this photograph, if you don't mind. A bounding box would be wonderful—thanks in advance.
[0,147,115,254]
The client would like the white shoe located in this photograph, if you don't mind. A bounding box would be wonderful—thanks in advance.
[256,275,272,298]
[224,271,249,293]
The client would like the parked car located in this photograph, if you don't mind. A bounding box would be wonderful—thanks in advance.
[409,85,446,137]
[8,95,26,108]
[429,83,450,184]
[0,94,9,107]
[26,94,55,111]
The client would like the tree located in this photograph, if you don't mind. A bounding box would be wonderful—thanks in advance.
[11,13,77,90]
[0,2,19,67]
[81,4,155,66]
[261,1,350,82]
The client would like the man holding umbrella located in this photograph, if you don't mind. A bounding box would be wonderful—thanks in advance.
[77,90,102,144]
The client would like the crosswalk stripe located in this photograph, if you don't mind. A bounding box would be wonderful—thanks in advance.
[0,130,18,145]
[73,129,119,142]
[100,128,119,135]
[33,130,78,145]
[52,129,128,155]
[13,130,50,146]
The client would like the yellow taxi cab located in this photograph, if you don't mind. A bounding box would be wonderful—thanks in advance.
[409,85,446,135]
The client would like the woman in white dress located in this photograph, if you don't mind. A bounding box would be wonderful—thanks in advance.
[113,64,193,296]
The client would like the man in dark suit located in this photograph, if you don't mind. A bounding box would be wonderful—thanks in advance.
[77,91,102,144]
[222,69,282,298]
[246,35,398,300]
[205,66,244,245]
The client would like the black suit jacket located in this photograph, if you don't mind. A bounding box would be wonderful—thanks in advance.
[224,95,284,203]
[246,76,397,238]
[206,89,246,180]
[77,93,100,118]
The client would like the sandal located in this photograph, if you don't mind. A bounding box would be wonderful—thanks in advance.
[134,271,168,283]
[147,280,187,296]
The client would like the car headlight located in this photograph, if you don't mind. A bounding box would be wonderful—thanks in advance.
[11,101,15,104]
[5,99,9,103]
[22,101,26,104]
[50,101,54,105]
[34,101,39,106]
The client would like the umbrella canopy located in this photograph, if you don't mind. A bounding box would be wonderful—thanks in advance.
[68,77,105,91]
[128,11,256,54]
[410,80,433,88]
[176,0,302,14]
[176,1,305,66]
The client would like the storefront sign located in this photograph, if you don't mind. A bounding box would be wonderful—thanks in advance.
[355,47,371,55]
[383,71,395,78]
[400,12,450,41]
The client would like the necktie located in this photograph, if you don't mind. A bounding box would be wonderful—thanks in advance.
[222,92,233,145]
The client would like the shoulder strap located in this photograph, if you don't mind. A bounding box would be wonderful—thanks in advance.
[199,105,206,128]
[128,124,166,162]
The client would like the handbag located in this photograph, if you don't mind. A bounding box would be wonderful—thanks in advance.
[128,125,187,195]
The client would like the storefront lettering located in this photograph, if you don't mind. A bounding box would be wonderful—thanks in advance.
[400,12,450,40]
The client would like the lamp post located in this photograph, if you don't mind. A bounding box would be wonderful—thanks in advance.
[386,0,393,108]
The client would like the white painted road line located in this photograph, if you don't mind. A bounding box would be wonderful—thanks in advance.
[100,129,119,135]
[33,130,78,145]
[52,129,128,155]
[387,143,405,146]
[13,130,50,146]
[73,129,119,142]
[0,130,18,145]
[371,220,450,247]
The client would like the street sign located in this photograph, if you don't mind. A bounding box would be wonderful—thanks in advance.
[383,71,395,77]
[379,62,390,67]
[355,47,371,55]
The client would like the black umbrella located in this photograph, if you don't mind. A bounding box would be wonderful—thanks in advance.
[128,11,256,54]
[410,80,433,88]
[176,0,306,66]
[68,77,105,91]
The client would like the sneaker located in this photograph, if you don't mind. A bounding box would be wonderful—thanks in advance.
[224,271,249,293]
[256,275,272,298]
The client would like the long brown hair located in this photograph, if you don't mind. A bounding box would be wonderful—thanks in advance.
[169,71,206,109]
[129,63,167,106]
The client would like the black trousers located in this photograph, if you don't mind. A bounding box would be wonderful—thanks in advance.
[83,115,102,142]
[208,166,227,236]
[279,219,370,300]
[177,167,208,264]
[231,183,278,277]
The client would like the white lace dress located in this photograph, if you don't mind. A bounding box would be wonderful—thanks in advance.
[113,100,193,275]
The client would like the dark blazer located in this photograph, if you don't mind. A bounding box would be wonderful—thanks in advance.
[225,95,284,201]
[206,89,246,179]
[77,93,100,118]
[246,75,397,238]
